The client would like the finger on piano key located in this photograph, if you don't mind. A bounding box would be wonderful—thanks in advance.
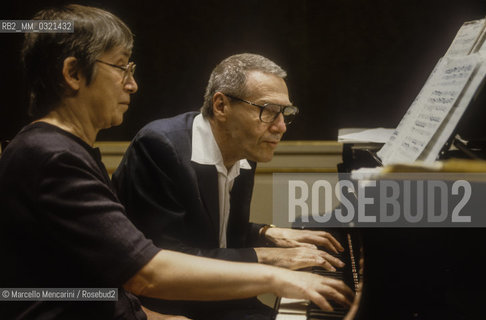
[275,230,362,319]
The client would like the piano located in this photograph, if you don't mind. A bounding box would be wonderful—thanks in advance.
[346,138,486,319]
[273,16,486,318]
[274,133,486,319]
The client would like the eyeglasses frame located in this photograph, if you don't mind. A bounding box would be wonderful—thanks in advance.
[223,93,299,125]
[95,59,136,83]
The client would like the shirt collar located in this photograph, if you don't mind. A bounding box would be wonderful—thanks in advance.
[191,114,251,172]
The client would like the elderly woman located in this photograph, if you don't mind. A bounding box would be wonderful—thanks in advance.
[0,4,353,320]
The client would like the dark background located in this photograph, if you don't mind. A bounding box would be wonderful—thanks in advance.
[1,0,486,142]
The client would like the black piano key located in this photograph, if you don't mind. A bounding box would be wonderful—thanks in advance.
[309,310,346,317]
[309,301,347,312]
[307,302,348,320]
[308,311,346,319]
[308,315,345,319]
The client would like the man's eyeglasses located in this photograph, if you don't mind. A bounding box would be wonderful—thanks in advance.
[224,93,299,125]
[96,60,136,84]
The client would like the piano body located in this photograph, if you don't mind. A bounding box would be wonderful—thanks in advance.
[274,139,486,320]
[347,140,486,320]
[274,17,486,319]
[275,16,486,318]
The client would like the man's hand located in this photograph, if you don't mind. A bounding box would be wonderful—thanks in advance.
[272,268,354,312]
[263,227,344,254]
[254,247,345,271]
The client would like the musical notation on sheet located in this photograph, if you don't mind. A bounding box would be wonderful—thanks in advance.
[445,19,485,57]
[378,55,480,165]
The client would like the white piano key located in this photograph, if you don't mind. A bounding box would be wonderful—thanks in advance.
[275,314,307,320]
[277,297,309,314]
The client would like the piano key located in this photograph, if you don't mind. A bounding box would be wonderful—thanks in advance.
[275,314,307,320]
[275,230,361,320]
[277,297,309,314]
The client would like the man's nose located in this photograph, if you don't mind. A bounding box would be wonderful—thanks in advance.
[269,113,287,134]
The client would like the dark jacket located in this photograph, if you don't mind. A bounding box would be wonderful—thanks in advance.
[113,112,265,262]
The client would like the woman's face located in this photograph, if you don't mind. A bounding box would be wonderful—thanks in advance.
[79,46,138,130]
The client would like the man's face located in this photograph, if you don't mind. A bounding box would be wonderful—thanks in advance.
[224,70,290,163]
[79,46,138,129]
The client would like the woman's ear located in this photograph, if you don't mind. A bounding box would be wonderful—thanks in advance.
[62,57,81,91]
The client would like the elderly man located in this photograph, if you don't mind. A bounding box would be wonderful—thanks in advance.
[0,6,354,320]
[113,53,346,319]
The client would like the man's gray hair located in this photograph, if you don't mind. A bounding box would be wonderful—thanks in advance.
[201,53,287,118]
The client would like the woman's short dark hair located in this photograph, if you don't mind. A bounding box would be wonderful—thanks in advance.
[21,4,133,118]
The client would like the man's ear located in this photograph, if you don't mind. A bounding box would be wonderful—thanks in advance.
[62,57,82,91]
[212,92,229,121]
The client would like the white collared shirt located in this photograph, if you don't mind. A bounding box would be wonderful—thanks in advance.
[191,114,251,248]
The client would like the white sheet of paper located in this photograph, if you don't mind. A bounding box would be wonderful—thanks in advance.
[338,128,394,143]
[445,19,485,57]
[350,167,384,180]
[420,57,486,162]
[379,55,479,165]
[377,60,442,162]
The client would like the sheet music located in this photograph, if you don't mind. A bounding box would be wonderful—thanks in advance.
[380,55,479,165]
[377,60,442,162]
[473,20,486,54]
[420,57,486,162]
[445,19,485,57]
[477,32,486,54]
